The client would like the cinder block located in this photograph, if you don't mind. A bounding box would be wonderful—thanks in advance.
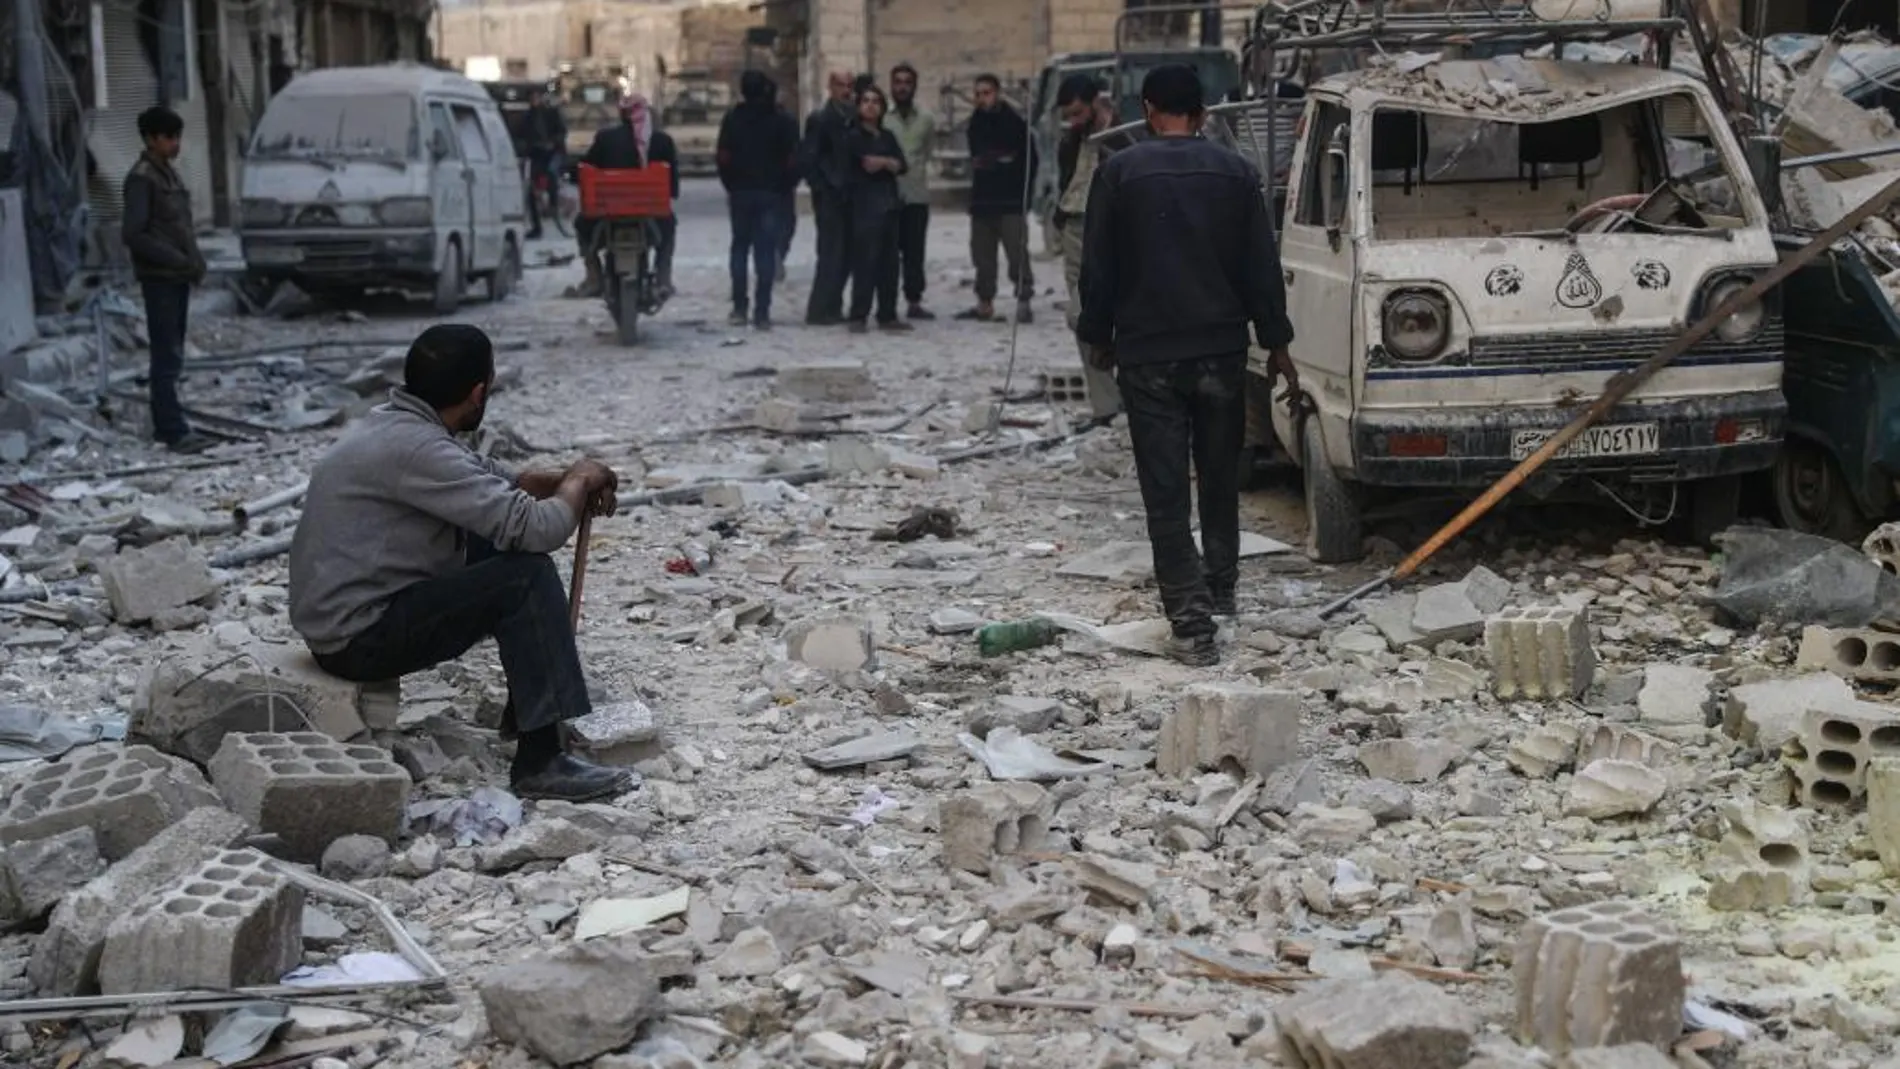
[1156,683,1301,779]
[1039,370,1090,404]
[1577,722,1674,768]
[98,537,218,624]
[30,807,252,996]
[208,733,410,860]
[1274,972,1477,1069]
[1724,673,1857,752]
[0,745,219,860]
[133,636,397,763]
[1782,703,1900,808]
[1796,624,1900,684]
[98,848,302,994]
[1868,757,1900,877]
[939,783,1052,874]
[776,361,874,403]
[0,827,105,927]
[1513,900,1683,1054]
[1485,606,1594,701]
[1705,800,1812,911]
[1864,521,1900,575]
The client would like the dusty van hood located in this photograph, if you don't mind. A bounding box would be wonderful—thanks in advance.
[240,158,427,220]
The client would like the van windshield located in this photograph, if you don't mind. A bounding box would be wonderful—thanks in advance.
[1365,90,1748,241]
[251,96,418,161]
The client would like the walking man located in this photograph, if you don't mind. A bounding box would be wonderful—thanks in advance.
[123,106,211,454]
[290,324,633,802]
[1053,74,1121,419]
[961,74,1035,324]
[802,71,858,324]
[717,70,800,329]
[1078,65,1296,666]
[886,63,936,320]
[523,87,567,239]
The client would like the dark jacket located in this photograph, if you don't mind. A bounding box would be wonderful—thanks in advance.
[717,88,800,194]
[1077,136,1293,366]
[842,124,906,219]
[582,123,680,199]
[122,152,204,283]
[800,100,854,195]
[967,103,1035,217]
[525,104,566,157]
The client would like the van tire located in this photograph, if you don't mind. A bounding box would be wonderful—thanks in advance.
[490,239,520,302]
[433,240,464,315]
[1302,416,1364,564]
[1772,439,1866,544]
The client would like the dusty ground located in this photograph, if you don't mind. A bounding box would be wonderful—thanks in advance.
[2,179,1898,1069]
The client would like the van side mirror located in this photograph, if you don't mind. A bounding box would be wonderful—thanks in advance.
[1322,123,1348,251]
[430,130,453,161]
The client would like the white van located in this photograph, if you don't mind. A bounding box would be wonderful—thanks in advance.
[239,65,526,312]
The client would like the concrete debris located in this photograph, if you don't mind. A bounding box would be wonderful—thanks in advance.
[1507,723,1580,779]
[208,732,410,859]
[0,744,219,860]
[1486,605,1595,699]
[1784,702,1900,807]
[1724,673,1856,751]
[1275,972,1477,1069]
[1635,663,1713,731]
[775,361,875,402]
[98,847,303,994]
[318,834,393,882]
[1356,737,1462,783]
[1706,800,1812,911]
[1514,901,1683,1054]
[98,538,220,625]
[478,934,664,1065]
[0,826,106,927]
[939,782,1052,874]
[1562,759,1666,819]
[1156,683,1301,779]
[1868,757,1900,876]
[784,614,877,673]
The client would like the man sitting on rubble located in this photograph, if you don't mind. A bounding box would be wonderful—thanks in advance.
[288,324,632,803]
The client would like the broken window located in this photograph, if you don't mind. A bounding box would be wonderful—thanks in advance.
[251,95,418,161]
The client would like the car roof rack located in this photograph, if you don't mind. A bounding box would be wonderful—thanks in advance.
[1249,0,1686,56]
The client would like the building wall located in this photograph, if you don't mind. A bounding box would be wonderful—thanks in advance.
[437,0,753,87]
[1049,0,1119,56]
[869,0,1045,93]
[808,0,866,109]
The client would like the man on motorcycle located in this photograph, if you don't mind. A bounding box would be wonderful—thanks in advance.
[574,94,680,300]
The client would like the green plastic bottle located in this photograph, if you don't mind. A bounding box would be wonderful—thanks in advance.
[976,618,1061,657]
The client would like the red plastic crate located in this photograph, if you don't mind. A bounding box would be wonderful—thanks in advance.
[577,163,673,219]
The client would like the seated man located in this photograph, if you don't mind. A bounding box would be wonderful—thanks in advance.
[288,324,629,802]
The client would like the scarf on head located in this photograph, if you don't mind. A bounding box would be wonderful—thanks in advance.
[621,94,654,160]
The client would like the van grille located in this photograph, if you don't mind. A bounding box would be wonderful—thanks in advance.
[1466,319,1782,368]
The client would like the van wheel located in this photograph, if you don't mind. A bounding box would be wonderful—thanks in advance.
[1302,417,1364,564]
[433,240,464,314]
[490,239,520,302]
[1773,440,1866,544]
[1678,474,1742,548]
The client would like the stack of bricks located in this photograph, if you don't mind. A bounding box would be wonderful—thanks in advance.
[1795,624,1900,685]
[208,733,410,860]
[1514,900,1684,1054]
[97,848,302,994]
[1484,606,1595,700]
[0,745,219,860]
[1783,703,1900,808]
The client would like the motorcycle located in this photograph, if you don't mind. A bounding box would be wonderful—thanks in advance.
[577,162,673,346]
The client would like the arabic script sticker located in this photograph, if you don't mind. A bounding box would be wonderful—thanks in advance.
[1556,252,1604,309]
[1484,265,1524,297]
[1632,260,1671,290]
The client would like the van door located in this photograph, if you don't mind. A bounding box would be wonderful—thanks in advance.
[1275,99,1357,463]
[427,100,475,275]
[450,101,501,270]
[480,105,527,232]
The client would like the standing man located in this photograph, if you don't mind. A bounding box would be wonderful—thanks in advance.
[1053,74,1121,420]
[717,70,800,329]
[961,74,1035,324]
[885,63,937,321]
[802,71,857,325]
[1078,65,1296,666]
[523,87,567,240]
[289,324,633,802]
[123,106,211,454]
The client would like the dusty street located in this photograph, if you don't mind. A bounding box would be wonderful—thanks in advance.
[2,179,1898,1069]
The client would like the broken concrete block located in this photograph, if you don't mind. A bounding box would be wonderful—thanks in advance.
[1706,800,1812,911]
[1514,900,1683,1054]
[1364,593,1423,649]
[98,847,302,994]
[804,728,922,771]
[1071,854,1159,909]
[824,438,892,476]
[784,614,876,673]
[479,934,664,1065]
[0,744,219,860]
[132,637,398,763]
[777,360,874,402]
[566,700,663,767]
[1635,664,1713,728]
[1356,737,1461,783]
[98,538,219,624]
[0,827,106,927]
[888,449,941,481]
[1724,673,1857,752]
[939,783,1052,874]
[208,733,410,860]
[1412,585,1486,643]
[1864,522,1900,576]
[964,695,1063,738]
[1868,758,1900,877]
[710,926,783,977]
[1783,702,1900,808]
[1797,624,1900,684]
[1562,759,1665,820]
[31,807,252,995]
[1486,606,1594,700]
[804,1031,871,1068]
[1506,723,1580,779]
[319,834,393,882]
[1291,804,1378,846]
[1275,972,1477,1069]
[1577,722,1673,768]
[753,397,820,433]
[1156,683,1300,779]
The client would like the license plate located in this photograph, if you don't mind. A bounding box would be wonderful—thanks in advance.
[1511,423,1660,461]
[246,245,304,266]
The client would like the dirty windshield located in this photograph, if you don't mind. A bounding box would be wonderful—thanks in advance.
[1367,90,1746,241]
[250,96,418,162]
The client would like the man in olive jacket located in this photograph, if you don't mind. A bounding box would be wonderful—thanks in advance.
[123,106,210,453]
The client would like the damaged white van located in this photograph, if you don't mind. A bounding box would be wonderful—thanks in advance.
[1263,57,1785,561]
[238,65,526,312]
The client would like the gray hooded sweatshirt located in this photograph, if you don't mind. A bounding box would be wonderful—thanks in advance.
[289,388,578,654]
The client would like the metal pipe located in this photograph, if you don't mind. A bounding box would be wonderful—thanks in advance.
[1782,142,1900,172]
[233,479,308,527]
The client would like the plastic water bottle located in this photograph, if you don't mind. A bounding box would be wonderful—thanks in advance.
[976,618,1061,657]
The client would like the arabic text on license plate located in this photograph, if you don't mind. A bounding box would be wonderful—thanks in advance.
[1511,423,1660,461]
[247,246,304,266]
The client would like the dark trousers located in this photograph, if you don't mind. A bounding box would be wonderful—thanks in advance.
[729,189,782,319]
[1119,354,1247,639]
[970,213,1033,303]
[313,537,588,735]
[807,188,853,321]
[779,190,797,264]
[140,279,191,442]
[524,153,553,232]
[654,215,677,288]
[849,207,899,325]
[898,203,929,306]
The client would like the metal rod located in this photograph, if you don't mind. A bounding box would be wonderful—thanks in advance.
[1316,569,1393,619]
[1783,142,1900,171]
[569,513,593,632]
[233,479,309,527]
[211,535,296,569]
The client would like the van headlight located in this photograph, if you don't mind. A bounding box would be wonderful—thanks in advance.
[240,198,286,228]
[377,197,433,227]
[1708,278,1765,342]
[1382,290,1452,362]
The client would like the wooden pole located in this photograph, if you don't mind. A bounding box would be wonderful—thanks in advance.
[568,513,593,632]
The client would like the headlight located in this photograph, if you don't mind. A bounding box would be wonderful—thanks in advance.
[239,198,286,228]
[1382,290,1452,362]
[377,197,433,227]
[1708,278,1765,342]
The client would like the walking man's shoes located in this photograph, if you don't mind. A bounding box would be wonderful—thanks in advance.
[1169,633,1219,667]
[161,432,215,455]
[513,753,639,802]
[907,303,936,320]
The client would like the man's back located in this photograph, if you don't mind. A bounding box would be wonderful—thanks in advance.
[584,123,642,169]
